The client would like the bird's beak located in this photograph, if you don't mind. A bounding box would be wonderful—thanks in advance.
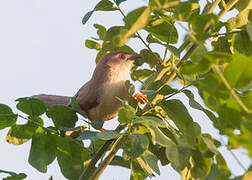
[128,53,141,65]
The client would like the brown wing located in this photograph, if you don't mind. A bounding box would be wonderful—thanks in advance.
[74,62,110,112]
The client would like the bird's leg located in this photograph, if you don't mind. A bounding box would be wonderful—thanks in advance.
[133,93,148,104]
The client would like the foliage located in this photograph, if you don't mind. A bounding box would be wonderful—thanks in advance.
[1,0,252,180]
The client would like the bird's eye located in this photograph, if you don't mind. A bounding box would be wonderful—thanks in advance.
[119,54,126,60]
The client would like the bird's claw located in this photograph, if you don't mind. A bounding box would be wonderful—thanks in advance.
[133,93,147,104]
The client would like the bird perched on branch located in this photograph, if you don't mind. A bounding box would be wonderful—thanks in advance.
[33,51,144,122]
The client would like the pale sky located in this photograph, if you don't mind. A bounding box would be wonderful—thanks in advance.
[0,0,251,179]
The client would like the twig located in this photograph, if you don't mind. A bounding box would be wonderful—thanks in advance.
[18,114,58,134]
[89,135,127,180]
[78,125,125,180]
[212,65,251,113]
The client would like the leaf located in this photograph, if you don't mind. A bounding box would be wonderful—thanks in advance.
[46,105,78,128]
[182,89,218,124]
[91,119,104,130]
[247,23,252,42]
[82,10,94,24]
[224,52,252,89]
[117,7,150,46]
[115,0,127,6]
[123,134,149,158]
[0,104,17,130]
[2,173,27,180]
[56,136,84,180]
[131,69,153,81]
[94,24,106,40]
[149,126,173,147]
[28,128,57,173]
[16,97,46,117]
[76,130,99,141]
[125,80,135,96]
[145,17,178,43]
[139,49,161,68]
[136,157,153,177]
[133,116,166,128]
[85,40,101,50]
[161,99,201,147]
[6,118,42,145]
[96,130,121,140]
[94,0,117,11]
[141,150,160,175]
[165,141,191,171]
[118,104,136,124]
[233,31,252,56]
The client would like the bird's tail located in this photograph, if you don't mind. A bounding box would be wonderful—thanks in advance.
[32,94,71,107]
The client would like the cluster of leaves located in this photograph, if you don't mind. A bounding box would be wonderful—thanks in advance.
[1,0,252,180]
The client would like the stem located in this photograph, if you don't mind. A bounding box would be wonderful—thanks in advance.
[207,0,221,14]
[89,135,127,180]
[78,125,125,180]
[18,114,58,134]
[212,65,251,113]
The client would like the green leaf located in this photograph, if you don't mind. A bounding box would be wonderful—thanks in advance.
[224,52,252,89]
[16,97,46,117]
[123,134,149,158]
[0,104,17,130]
[76,130,99,141]
[149,126,173,147]
[117,7,150,46]
[6,118,43,145]
[85,40,101,50]
[145,17,178,43]
[69,97,88,118]
[139,49,161,68]
[141,150,160,175]
[96,130,121,140]
[133,116,166,128]
[115,0,127,6]
[91,119,104,130]
[161,100,201,146]
[82,10,94,24]
[28,128,57,173]
[56,136,84,180]
[2,173,27,180]
[125,80,135,96]
[247,23,252,42]
[182,89,218,123]
[136,157,153,177]
[94,0,117,11]
[118,104,136,124]
[165,140,191,171]
[46,105,78,128]
[94,24,106,40]
[190,151,213,179]
[233,31,252,56]
[131,69,153,81]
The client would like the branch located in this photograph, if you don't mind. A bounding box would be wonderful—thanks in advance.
[78,125,125,180]
[89,135,127,180]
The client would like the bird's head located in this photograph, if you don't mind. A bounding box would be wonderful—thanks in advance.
[100,51,141,69]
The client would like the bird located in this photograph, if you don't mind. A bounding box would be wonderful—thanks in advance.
[33,51,143,122]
